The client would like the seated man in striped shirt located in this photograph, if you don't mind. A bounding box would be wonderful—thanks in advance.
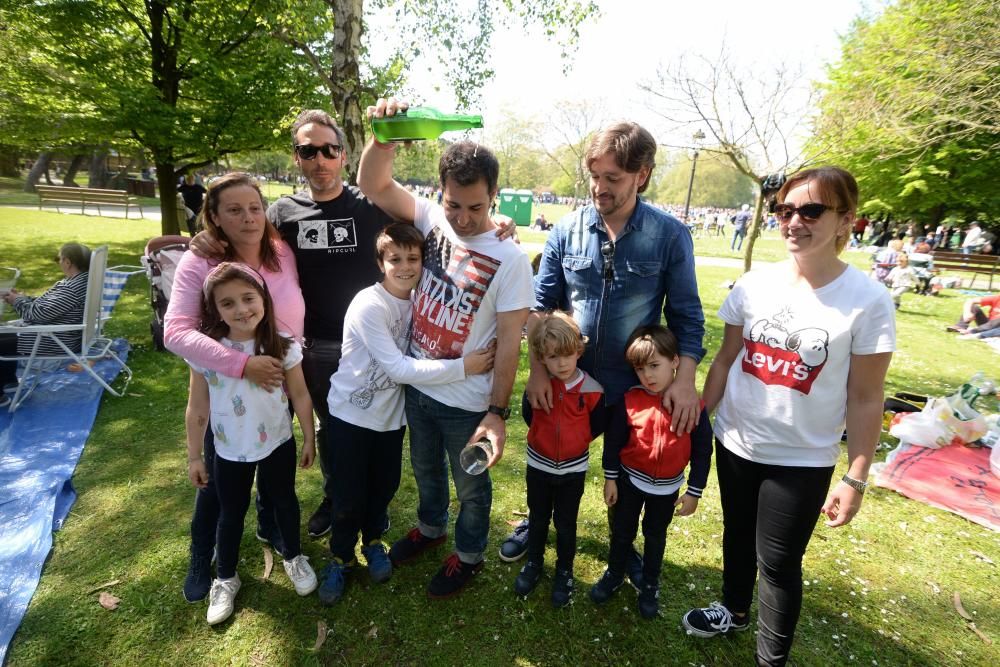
[1,243,91,405]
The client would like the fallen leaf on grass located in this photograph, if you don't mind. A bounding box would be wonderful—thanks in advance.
[969,550,995,565]
[967,623,992,644]
[98,592,120,610]
[312,620,328,652]
[262,547,273,580]
[925,581,940,594]
[366,624,378,639]
[86,579,121,594]
[953,592,973,621]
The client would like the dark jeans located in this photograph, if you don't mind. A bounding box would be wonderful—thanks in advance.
[189,423,279,559]
[731,229,746,251]
[0,333,17,386]
[215,438,301,578]
[405,386,490,564]
[303,338,342,500]
[716,441,834,667]
[327,415,404,562]
[608,472,677,584]
[525,466,585,571]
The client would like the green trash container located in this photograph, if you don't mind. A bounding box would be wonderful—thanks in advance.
[498,188,533,226]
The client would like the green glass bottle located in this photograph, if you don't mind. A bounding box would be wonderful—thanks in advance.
[370,106,484,143]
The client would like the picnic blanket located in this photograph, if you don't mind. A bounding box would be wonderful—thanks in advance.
[0,339,130,663]
[873,443,1000,532]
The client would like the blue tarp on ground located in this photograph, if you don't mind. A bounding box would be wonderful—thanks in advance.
[0,340,129,664]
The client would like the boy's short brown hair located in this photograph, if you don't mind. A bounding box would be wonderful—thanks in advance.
[375,223,425,263]
[625,324,679,367]
[529,311,586,359]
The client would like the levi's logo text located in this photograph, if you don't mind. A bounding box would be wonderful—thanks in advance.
[411,228,500,359]
[741,311,829,394]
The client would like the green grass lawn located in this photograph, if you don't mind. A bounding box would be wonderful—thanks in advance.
[2,208,998,666]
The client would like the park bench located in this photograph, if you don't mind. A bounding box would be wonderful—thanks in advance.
[930,249,999,290]
[36,185,144,219]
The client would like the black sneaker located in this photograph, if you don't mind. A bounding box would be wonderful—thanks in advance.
[389,527,447,566]
[551,568,574,608]
[626,547,644,589]
[498,519,529,562]
[255,526,285,555]
[588,568,624,604]
[638,583,659,619]
[427,553,483,599]
[183,549,213,603]
[307,497,332,538]
[513,561,542,596]
[682,602,751,637]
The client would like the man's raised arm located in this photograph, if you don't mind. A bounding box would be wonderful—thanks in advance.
[358,97,417,223]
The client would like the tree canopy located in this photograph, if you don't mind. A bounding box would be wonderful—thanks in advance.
[811,0,1000,225]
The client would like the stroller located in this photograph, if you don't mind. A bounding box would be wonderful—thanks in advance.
[141,235,190,350]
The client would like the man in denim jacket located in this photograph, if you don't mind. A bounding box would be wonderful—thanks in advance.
[500,122,706,567]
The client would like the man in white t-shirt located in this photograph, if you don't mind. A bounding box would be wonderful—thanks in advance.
[359,97,534,598]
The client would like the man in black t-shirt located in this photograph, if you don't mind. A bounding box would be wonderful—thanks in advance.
[271,110,396,538]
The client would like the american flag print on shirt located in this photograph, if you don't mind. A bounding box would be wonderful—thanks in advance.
[411,227,501,360]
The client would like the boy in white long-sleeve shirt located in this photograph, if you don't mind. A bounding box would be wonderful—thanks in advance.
[318,223,494,605]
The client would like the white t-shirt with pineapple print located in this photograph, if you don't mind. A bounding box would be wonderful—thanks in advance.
[189,337,302,463]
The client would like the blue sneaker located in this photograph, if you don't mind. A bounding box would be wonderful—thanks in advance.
[362,541,392,584]
[499,519,529,562]
[318,558,353,605]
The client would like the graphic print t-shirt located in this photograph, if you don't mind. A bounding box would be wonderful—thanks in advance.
[409,197,534,411]
[268,188,394,341]
[714,263,895,467]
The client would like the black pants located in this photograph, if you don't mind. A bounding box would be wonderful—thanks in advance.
[302,339,342,500]
[716,441,834,667]
[327,415,404,562]
[0,334,17,386]
[608,472,677,584]
[215,438,301,579]
[525,466,585,571]
[189,424,279,559]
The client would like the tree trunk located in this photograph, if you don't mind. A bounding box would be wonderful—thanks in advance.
[63,154,86,186]
[742,191,767,273]
[330,0,365,185]
[157,162,181,235]
[24,152,52,192]
[88,150,109,188]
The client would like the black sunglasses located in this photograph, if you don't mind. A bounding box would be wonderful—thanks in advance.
[601,240,615,280]
[294,143,343,160]
[774,202,842,222]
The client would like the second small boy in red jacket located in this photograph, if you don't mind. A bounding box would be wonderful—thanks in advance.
[514,312,606,608]
[591,324,713,619]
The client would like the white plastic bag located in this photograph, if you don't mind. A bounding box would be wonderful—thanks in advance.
[888,397,988,449]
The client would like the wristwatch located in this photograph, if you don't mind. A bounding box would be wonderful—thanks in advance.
[841,474,868,494]
[487,404,511,420]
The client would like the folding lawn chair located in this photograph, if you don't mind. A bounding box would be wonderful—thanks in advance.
[0,246,136,412]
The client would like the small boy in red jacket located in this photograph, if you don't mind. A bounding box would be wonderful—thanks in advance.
[591,324,712,619]
[514,312,605,607]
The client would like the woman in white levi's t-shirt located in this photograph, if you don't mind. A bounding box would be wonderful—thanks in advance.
[682,168,896,666]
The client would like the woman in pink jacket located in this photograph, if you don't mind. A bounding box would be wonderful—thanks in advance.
[164,172,306,604]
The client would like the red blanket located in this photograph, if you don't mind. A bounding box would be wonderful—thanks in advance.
[874,444,1000,531]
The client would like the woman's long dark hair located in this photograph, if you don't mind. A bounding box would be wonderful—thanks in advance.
[199,172,282,272]
[200,263,290,360]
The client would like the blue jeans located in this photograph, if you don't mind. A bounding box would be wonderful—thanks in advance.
[405,386,491,564]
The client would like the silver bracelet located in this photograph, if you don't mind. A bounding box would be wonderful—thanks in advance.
[841,474,868,494]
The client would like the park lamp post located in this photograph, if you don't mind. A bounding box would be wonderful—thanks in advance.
[683,130,706,223]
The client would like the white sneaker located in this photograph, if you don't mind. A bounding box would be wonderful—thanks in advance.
[206,574,241,625]
[283,554,318,596]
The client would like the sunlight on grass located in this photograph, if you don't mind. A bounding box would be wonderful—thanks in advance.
[1,207,997,666]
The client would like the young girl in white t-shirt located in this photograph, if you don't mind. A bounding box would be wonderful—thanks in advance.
[185,262,317,625]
